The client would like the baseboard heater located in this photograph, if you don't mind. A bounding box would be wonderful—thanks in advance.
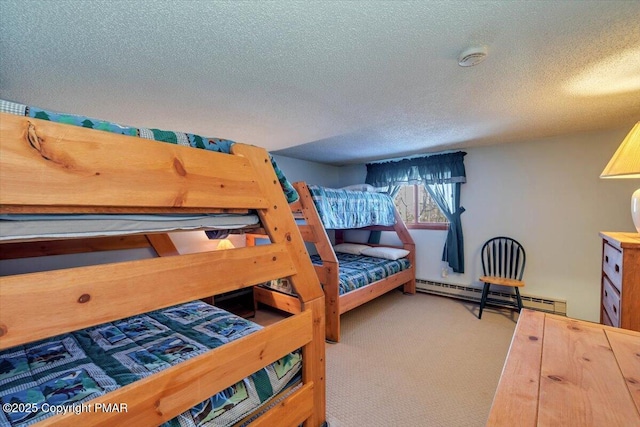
[416,279,567,316]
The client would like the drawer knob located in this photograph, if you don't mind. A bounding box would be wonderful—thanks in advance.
[615,264,620,273]
[605,255,609,263]
[613,305,617,314]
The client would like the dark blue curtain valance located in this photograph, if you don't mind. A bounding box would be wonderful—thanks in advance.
[365,151,467,187]
[365,151,467,273]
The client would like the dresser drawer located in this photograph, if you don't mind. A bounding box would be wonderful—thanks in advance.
[602,242,623,292]
[602,306,614,327]
[602,276,621,327]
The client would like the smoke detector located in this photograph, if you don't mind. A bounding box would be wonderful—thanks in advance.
[458,46,488,67]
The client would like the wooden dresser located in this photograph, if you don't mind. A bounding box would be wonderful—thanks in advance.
[487,309,640,426]
[599,232,640,332]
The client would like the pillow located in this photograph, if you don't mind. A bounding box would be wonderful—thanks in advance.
[361,246,410,260]
[333,243,371,255]
[340,184,378,192]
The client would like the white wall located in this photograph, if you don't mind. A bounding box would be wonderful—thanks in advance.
[460,127,636,321]
[271,154,342,187]
[332,126,638,322]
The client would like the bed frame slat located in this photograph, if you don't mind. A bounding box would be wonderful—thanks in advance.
[0,235,151,259]
[248,382,315,427]
[36,310,312,427]
[0,114,267,211]
[0,243,296,349]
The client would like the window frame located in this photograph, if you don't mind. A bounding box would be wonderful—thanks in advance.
[396,184,449,231]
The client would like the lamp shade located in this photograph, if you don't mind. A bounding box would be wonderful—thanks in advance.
[601,122,640,233]
[600,122,640,178]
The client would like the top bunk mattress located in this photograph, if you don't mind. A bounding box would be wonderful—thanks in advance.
[0,213,260,242]
[307,184,397,229]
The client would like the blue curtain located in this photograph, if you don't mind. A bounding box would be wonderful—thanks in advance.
[365,152,467,273]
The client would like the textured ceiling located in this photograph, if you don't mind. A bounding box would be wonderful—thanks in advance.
[1,1,639,165]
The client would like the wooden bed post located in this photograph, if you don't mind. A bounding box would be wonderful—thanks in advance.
[323,261,341,343]
[293,182,342,343]
[231,145,326,427]
[392,208,416,294]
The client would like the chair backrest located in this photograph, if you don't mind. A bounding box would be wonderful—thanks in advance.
[481,237,526,280]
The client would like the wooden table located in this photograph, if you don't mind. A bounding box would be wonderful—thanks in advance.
[487,309,640,426]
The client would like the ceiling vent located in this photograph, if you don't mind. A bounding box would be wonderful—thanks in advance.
[458,46,488,67]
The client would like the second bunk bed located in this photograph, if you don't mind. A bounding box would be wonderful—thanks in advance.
[252,182,415,343]
[0,102,326,427]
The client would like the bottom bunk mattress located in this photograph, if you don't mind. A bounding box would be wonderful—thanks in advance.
[264,252,411,296]
[0,301,301,427]
[315,252,411,295]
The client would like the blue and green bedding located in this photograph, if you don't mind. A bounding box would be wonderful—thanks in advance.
[0,99,298,204]
[0,301,301,427]
[264,252,410,296]
[307,185,396,229]
[311,252,411,295]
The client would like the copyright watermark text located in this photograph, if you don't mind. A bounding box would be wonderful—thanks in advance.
[2,402,128,416]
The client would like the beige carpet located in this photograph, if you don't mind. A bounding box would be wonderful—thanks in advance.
[324,291,517,427]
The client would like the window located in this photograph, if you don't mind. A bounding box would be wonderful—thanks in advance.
[394,184,449,230]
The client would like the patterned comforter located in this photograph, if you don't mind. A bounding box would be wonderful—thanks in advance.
[311,253,411,295]
[0,301,301,427]
[307,185,396,229]
[0,99,298,204]
[263,253,410,296]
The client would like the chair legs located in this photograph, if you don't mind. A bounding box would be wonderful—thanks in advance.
[478,283,491,319]
[478,284,523,319]
[515,287,523,313]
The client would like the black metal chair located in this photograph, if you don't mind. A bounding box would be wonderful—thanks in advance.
[478,236,526,319]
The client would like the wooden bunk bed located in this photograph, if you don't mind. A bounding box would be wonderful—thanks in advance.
[253,181,415,343]
[0,111,326,426]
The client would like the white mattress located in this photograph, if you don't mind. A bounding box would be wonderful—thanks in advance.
[0,214,260,241]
